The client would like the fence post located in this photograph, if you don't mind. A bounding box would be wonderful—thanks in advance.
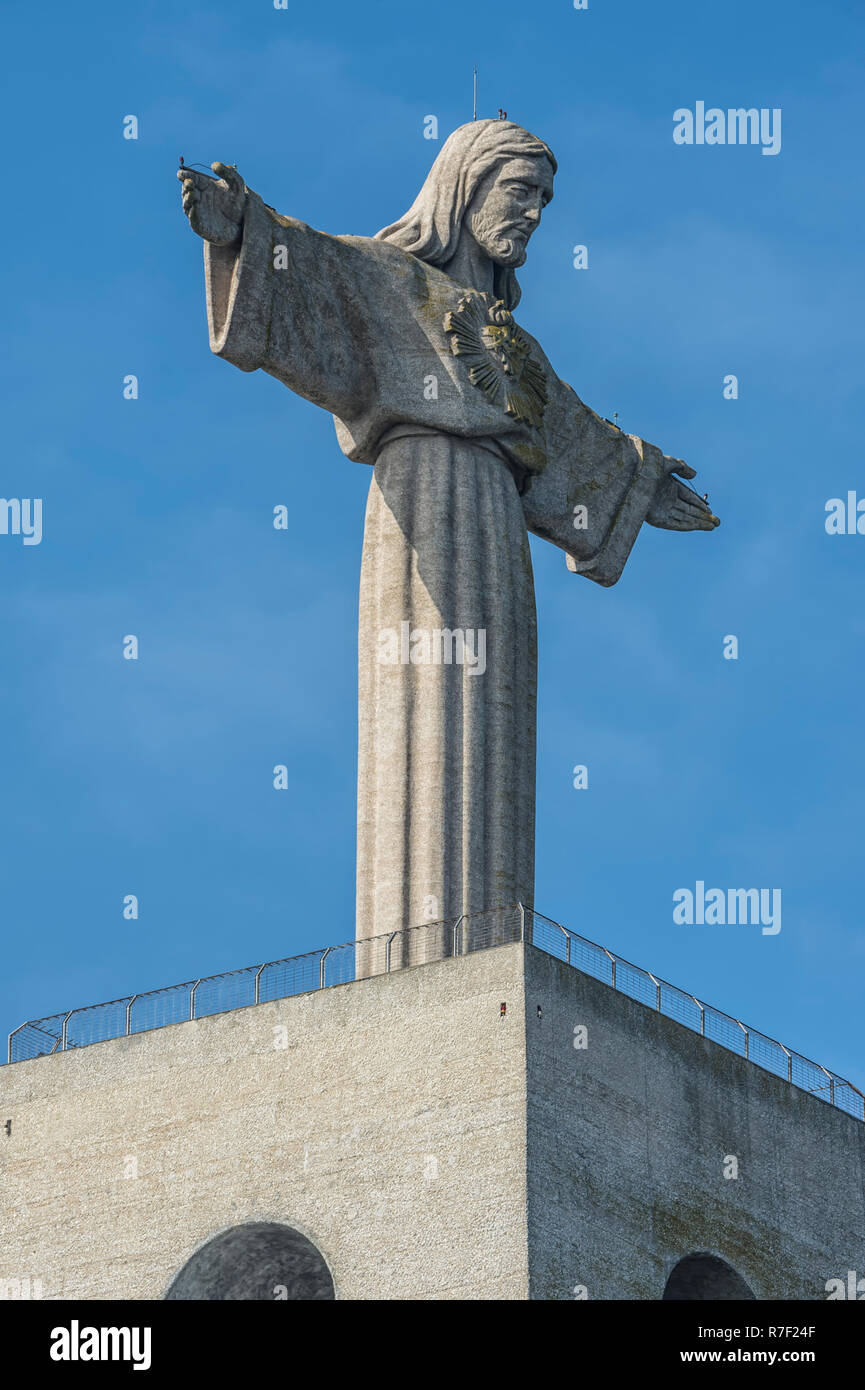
[319,948,331,990]
[818,1065,835,1106]
[734,1018,748,1059]
[691,996,705,1035]
[254,964,266,1006]
[602,947,616,991]
[189,981,201,1021]
[518,902,526,943]
[125,996,137,1037]
[452,917,464,958]
[384,933,397,972]
[556,922,570,964]
[60,1011,73,1052]
[7,1024,25,1064]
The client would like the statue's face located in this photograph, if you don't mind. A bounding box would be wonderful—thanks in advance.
[466,155,554,267]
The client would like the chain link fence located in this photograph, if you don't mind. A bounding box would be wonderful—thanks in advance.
[6,905,522,1064]
[526,911,864,1121]
[7,904,863,1122]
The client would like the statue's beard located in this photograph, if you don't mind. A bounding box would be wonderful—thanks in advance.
[470,216,529,268]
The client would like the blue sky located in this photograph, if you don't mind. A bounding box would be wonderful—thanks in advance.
[2,0,863,1092]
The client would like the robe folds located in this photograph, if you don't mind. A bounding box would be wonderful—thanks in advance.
[204,189,669,950]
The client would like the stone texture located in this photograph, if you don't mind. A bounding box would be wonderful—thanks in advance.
[0,947,529,1301]
[2,943,862,1300]
[357,435,536,942]
[523,946,865,1300]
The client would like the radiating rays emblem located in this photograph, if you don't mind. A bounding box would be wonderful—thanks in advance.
[443,293,548,429]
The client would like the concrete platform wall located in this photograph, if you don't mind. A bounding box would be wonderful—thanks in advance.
[524,945,865,1300]
[2,941,862,1300]
[0,946,529,1300]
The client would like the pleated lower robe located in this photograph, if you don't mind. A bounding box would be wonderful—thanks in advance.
[356,429,537,960]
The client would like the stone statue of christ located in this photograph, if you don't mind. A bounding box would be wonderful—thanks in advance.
[178,119,718,957]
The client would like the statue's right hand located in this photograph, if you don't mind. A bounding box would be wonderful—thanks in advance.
[177,162,246,245]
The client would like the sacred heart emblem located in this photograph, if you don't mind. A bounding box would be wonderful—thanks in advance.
[443,293,548,429]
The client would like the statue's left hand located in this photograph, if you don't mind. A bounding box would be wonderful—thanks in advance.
[647,454,720,531]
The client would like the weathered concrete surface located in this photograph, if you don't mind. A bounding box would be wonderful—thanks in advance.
[2,942,861,1300]
[0,946,529,1301]
[357,437,538,944]
[524,945,865,1300]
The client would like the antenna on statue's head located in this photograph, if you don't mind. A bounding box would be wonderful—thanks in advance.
[473,66,478,120]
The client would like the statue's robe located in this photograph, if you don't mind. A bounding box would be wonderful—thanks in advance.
[204,190,672,959]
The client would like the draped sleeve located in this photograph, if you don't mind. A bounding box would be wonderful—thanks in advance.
[522,365,670,588]
[204,189,376,423]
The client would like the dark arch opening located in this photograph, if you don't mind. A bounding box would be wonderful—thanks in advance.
[663,1253,755,1301]
[165,1221,335,1301]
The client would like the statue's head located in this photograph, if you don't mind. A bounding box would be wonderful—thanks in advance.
[375,119,556,309]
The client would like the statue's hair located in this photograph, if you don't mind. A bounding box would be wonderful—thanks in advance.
[375,119,556,310]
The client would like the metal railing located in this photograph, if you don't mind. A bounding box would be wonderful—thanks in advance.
[6,905,864,1122]
[525,912,864,1121]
